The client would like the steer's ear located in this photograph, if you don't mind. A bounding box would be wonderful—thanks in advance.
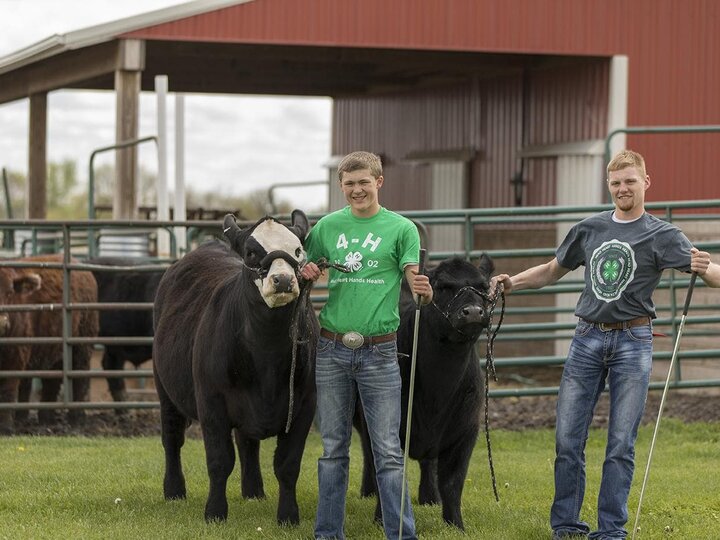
[223,214,244,251]
[288,209,310,243]
[476,253,495,277]
[13,273,41,295]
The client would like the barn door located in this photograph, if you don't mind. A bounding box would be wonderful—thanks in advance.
[430,160,468,253]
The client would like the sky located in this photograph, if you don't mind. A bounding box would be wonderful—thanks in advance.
[0,0,332,213]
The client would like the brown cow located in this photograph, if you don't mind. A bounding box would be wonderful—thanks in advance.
[0,267,41,434]
[4,255,99,430]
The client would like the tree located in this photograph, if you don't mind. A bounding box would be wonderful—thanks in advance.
[2,160,304,223]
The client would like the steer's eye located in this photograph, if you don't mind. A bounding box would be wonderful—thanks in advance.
[295,247,302,258]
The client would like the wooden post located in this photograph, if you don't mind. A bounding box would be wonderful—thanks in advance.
[27,92,47,219]
[114,69,140,220]
[113,39,145,220]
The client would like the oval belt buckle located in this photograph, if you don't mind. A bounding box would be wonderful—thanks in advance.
[342,331,364,349]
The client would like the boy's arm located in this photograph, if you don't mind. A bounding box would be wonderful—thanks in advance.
[491,257,571,294]
[404,264,433,305]
[692,248,720,287]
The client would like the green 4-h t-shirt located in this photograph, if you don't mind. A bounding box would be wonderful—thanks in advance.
[305,206,420,336]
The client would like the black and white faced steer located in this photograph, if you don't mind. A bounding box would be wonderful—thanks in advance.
[152,210,318,524]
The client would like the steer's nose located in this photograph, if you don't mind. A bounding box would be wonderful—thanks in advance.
[460,305,484,324]
[272,274,295,293]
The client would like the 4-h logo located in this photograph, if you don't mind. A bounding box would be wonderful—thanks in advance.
[345,251,363,272]
[589,240,636,302]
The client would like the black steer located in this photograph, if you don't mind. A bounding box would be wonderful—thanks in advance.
[153,210,317,524]
[357,255,495,530]
[88,257,164,404]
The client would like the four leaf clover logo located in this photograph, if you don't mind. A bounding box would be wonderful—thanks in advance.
[345,251,363,272]
[602,259,620,281]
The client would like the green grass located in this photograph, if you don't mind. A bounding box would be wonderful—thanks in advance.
[1,420,718,539]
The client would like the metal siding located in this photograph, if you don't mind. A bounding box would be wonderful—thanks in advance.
[430,161,466,251]
[121,0,719,203]
[123,0,623,53]
[333,58,610,211]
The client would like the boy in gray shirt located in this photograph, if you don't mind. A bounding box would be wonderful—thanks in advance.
[492,150,720,540]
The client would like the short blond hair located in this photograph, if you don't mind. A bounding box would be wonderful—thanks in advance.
[607,149,646,178]
[337,151,382,181]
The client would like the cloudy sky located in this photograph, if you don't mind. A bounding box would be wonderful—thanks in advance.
[0,0,332,213]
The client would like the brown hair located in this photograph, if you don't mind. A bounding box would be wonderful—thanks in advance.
[607,149,646,178]
[337,151,382,181]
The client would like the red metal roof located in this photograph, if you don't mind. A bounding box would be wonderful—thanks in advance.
[120,0,720,203]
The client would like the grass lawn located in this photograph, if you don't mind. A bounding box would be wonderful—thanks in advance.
[1,419,718,539]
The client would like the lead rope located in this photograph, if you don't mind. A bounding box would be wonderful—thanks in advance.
[285,259,349,433]
[285,279,312,433]
[483,283,505,502]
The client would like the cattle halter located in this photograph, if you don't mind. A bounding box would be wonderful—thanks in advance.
[430,285,493,337]
[244,250,303,280]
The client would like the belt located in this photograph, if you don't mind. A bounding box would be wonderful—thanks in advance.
[581,316,651,332]
[320,328,396,350]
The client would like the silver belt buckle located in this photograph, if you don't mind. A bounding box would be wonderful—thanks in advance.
[342,331,364,349]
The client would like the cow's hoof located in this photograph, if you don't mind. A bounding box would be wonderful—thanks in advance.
[241,486,266,500]
[277,515,300,527]
[443,516,465,531]
[418,491,441,506]
[163,484,187,500]
[163,478,187,500]
[204,507,228,523]
[277,503,299,526]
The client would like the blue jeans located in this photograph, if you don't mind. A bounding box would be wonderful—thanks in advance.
[314,335,416,540]
[551,320,653,540]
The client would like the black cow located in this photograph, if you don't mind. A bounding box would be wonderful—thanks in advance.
[87,257,164,404]
[357,255,495,530]
[152,211,317,524]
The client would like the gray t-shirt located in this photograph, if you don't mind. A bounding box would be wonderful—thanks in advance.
[556,211,692,322]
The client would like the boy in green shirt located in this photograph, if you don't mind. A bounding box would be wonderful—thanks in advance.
[301,151,432,540]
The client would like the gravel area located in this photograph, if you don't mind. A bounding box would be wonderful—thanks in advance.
[11,388,719,437]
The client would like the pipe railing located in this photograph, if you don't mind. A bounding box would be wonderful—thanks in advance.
[0,200,718,413]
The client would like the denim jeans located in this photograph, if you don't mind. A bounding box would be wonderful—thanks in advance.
[314,335,416,540]
[551,320,653,540]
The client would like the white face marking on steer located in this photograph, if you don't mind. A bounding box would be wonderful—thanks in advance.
[251,219,306,308]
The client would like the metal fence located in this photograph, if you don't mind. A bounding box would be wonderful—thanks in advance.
[0,200,718,416]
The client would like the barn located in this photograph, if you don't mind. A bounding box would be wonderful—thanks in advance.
[1,0,718,365]
[0,0,718,223]
[0,4,719,536]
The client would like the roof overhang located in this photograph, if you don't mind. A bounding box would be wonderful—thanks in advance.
[0,0,250,76]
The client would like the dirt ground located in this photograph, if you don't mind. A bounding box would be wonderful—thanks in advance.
[13,364,720,437]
